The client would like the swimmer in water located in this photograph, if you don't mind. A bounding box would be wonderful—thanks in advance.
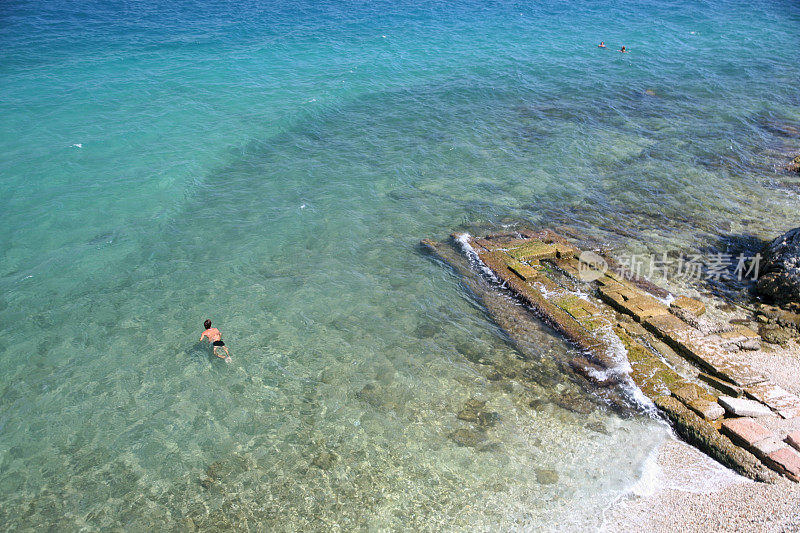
[200,319,231,362]
[598,41,606,48]
[620,46,628,53]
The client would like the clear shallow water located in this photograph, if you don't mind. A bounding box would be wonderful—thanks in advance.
[1,0,800,529]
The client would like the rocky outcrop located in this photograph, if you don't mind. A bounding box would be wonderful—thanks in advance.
[757,227,800,308]
[786,155,800,173]
[425,230,800,483]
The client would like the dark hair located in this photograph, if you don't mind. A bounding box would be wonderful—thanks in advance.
[204,319,212,329]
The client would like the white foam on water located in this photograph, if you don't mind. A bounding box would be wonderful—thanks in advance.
[527,279,659,414]
[657,292,676,306]
[599,436,746,531]
[454,232,500,283]
[628,445,663,498]
[72,143,82,148]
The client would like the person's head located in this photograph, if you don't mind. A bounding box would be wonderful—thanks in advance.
[621,46,626,51]
[600,41,604,45]
[204,319,212,329]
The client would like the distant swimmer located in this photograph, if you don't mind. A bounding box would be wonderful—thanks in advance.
[201,319,231,362]
[620,46,628,53]
[598,41,606,48]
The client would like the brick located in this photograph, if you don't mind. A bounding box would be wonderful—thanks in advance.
[765,447,800,482]
[644,313,695,342]
[723,326,759,339]
[554,243,579,259]
[596,276,624,289]
[708,358,767,388]
[618,320,648,337]
[721,417,773,447]
[671,383,705,404]
[579,315,609,332]
[478,250,516,269]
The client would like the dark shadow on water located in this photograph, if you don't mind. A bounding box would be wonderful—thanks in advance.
[187,341,215,362]
[697,232,770,306]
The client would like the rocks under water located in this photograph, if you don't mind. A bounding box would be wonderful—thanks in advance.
[757,227,800,309]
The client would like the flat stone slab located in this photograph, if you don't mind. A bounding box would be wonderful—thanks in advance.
[721,417,773,447]
[508,261,540,281]
[786,430,800,452]
[719,396,774,418]
[506,241,558,261]
[645,316,766,387]
[671,296,706,316]
[752,436,789,459]
[745,382,800,419]
[687,398,726,421]
[765,447,800,482]
[720,326,760,340]
[621,295,669,322]
[698,372,743,397]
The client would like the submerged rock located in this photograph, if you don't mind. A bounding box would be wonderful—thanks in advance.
[585,421,610,435]
[568,357,619,387]
[477,411,500,428]
[448,428,487,447]
[455,341,493,365]
[551,390,595,414]
[785,155,800,173]
[311,450,338,470]
[456,398,498,427]
[535,468,559,485]
[414,323,439,339]
[757,227,800,308]
[456,406,480,423]
[356,383,384,407]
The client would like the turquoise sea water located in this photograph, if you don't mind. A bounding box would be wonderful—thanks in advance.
[2,0,800,529]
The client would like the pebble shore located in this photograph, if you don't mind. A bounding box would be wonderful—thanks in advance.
[604,439,800,532]
[607,342,800,531]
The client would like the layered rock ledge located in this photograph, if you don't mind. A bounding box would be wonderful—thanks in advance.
[423,229,800,483]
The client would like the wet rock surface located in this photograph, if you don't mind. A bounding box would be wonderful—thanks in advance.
[786,155,800,173]
[755,304,800,345]
[757,227,800,308]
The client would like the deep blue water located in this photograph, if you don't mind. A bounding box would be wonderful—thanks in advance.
[1,0,799,529]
